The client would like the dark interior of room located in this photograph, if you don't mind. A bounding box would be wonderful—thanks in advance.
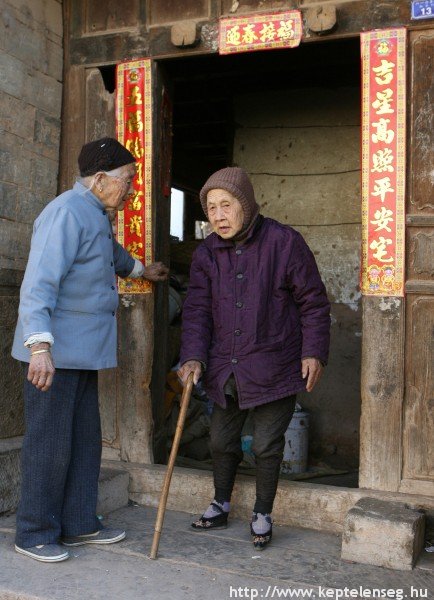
[163,37,361,488]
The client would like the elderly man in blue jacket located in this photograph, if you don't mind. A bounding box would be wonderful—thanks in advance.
[12,138,168,563]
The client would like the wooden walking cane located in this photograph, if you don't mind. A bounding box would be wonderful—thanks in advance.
[149,372,194,559]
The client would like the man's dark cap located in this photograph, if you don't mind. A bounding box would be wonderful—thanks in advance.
[78,137,136,176]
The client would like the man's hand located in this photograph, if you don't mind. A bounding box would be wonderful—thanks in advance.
[142,261,169,282]
[301,357,323,392]
[28,344,55,392]
[177,360,202,385]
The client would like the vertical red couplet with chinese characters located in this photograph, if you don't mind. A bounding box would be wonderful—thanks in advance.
[115,59,153,294]
[219,10,302,54]
[361,29,406,296]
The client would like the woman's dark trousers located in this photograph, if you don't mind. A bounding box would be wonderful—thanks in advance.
[15,368,102,548]
[210,394,296,514]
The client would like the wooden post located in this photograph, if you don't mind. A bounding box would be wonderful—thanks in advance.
[359,296,405,491]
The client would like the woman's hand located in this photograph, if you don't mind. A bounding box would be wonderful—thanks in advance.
[28,344,55,392]
[301,357,323,392]
[177,360,202,385]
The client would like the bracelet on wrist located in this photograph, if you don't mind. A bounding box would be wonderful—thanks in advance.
[31,349,51,356]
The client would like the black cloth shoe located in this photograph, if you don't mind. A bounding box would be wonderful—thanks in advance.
[250,512,273,550]
[191,502,229,530]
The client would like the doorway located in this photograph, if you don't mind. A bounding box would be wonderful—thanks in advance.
[161,37,362,487]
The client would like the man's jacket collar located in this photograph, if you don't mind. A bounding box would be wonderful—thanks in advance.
[73,181,106,212]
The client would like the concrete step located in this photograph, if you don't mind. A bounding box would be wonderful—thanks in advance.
[0,439,129,516]
[123,462,434,536]
[97,465,130,515]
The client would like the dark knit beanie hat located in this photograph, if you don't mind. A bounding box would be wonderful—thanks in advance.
[78,137,136,176]
[200,167,259,226]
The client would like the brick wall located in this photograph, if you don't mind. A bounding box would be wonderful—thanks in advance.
[0,0,63,438]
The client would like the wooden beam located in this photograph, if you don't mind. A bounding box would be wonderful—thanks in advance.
[66,0,418,67]
[359,296,405,492]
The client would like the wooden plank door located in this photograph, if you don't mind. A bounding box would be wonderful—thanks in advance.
[400,29,434,496]
[149,60,173,464]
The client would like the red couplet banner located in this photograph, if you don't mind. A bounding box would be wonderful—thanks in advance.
[360,29,406,296]
[219,10,302,55]
[115,59,153,294]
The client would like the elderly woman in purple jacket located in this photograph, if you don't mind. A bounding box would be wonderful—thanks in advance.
[178,167,330,550]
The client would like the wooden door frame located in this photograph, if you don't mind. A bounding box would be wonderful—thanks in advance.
[59,1,433,497]
[360,27,434,496]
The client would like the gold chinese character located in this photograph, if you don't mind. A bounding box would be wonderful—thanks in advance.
[276,20,294,40]
[372,89,394,115]
[128,85,143,105]
[128,190,144,211]
[370,236,394,263]
[127,111,144,133]
[241,24,258,44]
[126,137,144,159]
[126,241,144,260]
[371,148,394,173]
[372,177,394,203]
[128,215,143,236]
[372,118,395,144]
[370,206,394,232]
[136,162,144,186]
[226,25,241,46]
[373,60,395,85]
[259,22,276,42]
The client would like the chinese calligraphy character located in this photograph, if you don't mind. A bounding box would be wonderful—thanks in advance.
[372,177,395,203]
[127,111,144,133]
[372,60,395,85]
[128,85,143,105]
[276,20,294,40]
[370,236,394,262]
[126,241,144,260]
[372,89,394,115]
[128,215,143,236]
[370,206,394,232]
[241,24,258,44]
[128,190,144,211]
[126,137,144,159]
[226,25,241,46]
[259,22,276,42]
[371,148,394,173]
[136,162,144,186]
[372,118,395,144]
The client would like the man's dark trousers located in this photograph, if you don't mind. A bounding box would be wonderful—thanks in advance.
[16,367,102,548]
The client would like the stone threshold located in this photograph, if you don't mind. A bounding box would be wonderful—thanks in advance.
[103,460,434,535]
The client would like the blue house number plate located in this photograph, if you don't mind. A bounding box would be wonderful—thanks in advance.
[411,0,434,19]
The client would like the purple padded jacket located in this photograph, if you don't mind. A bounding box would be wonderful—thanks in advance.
[180,217,330,409]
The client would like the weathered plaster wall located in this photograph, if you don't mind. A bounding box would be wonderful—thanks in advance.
[0,0,63,439]
[233,86,361,466]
